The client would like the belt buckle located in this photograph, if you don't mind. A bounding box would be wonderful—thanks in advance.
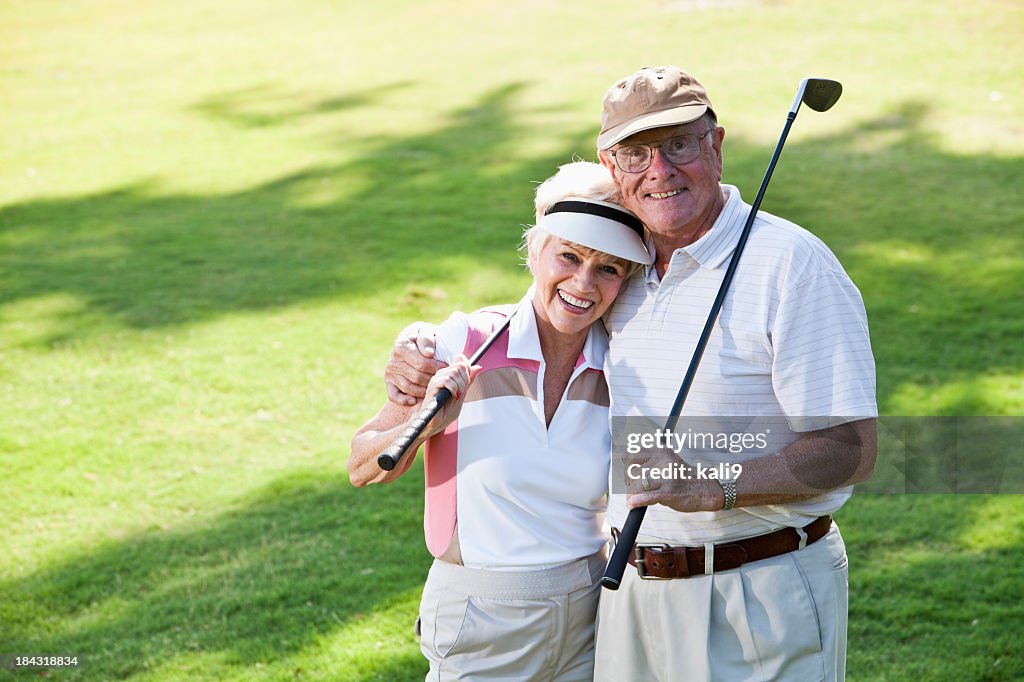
[634,543,672,580]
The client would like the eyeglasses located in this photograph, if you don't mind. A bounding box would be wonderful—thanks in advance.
[609,129,714,174]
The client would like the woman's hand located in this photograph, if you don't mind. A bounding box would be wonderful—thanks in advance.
[424,354,481,437]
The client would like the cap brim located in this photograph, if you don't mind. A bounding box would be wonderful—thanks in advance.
[537,212,653,265]
[598,104,709,150]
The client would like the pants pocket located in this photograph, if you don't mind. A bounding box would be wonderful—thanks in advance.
[420,585,471,662]
[735,558,827,681]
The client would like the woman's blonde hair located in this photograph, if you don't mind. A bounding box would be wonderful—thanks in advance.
[533,160,622,223]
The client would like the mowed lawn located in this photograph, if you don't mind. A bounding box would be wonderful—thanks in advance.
[2,0,1022,680]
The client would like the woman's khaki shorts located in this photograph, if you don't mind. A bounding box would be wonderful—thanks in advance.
[418,554,605,681]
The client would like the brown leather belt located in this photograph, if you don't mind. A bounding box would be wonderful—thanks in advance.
[621,515,832,579]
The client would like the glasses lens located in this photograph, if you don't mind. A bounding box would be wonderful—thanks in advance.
[616,145,651,173]
[662,134,703,165]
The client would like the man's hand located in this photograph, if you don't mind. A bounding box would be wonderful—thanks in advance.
[622,445,722,513]
[385,322,445,405]
[628,484,722,513]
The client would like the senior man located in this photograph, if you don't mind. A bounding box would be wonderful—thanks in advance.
[384,66,876,682]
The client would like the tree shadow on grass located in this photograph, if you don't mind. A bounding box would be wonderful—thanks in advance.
[189,81,417,129]
[0,81,593,348]
[0,470,434,680]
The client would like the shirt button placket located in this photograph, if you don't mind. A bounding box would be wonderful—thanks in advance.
[653,254,697,330]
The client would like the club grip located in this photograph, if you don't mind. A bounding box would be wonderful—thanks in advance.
[601,506,646,590]
[377,388,452,471]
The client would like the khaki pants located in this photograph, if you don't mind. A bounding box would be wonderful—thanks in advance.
[595,523,849,682]
[418,554,604,681]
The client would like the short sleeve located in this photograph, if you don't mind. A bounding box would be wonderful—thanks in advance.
[433,311,470,366]
[771,269,878,430]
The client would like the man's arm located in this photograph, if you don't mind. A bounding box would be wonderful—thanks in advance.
[628,418,877,512]
[728,417,876,507]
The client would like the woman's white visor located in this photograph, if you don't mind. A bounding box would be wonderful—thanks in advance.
[537,198,652,265]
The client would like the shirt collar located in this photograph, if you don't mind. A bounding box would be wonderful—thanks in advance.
[507,284,607,371]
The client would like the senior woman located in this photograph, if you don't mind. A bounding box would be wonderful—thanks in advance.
[348,161,650,681]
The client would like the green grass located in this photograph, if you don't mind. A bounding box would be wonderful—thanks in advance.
[2,0,1022,679]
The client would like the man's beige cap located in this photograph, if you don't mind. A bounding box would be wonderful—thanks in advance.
[597,66,715,150]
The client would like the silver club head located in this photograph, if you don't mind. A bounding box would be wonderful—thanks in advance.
[790,78,843,115]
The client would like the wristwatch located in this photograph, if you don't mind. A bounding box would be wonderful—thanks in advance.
[718,478,737,511]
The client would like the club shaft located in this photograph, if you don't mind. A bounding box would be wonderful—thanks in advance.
[747,113,797,229]
[377,313,514,471]
[601,112,800,590]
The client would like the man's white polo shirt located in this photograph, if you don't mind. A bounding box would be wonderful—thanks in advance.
[604,185,877,544]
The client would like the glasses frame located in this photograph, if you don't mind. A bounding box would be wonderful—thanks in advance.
[609,128,716,174]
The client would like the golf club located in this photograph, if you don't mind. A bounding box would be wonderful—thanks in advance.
[377,312,517,471]
[601,77,843,590]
